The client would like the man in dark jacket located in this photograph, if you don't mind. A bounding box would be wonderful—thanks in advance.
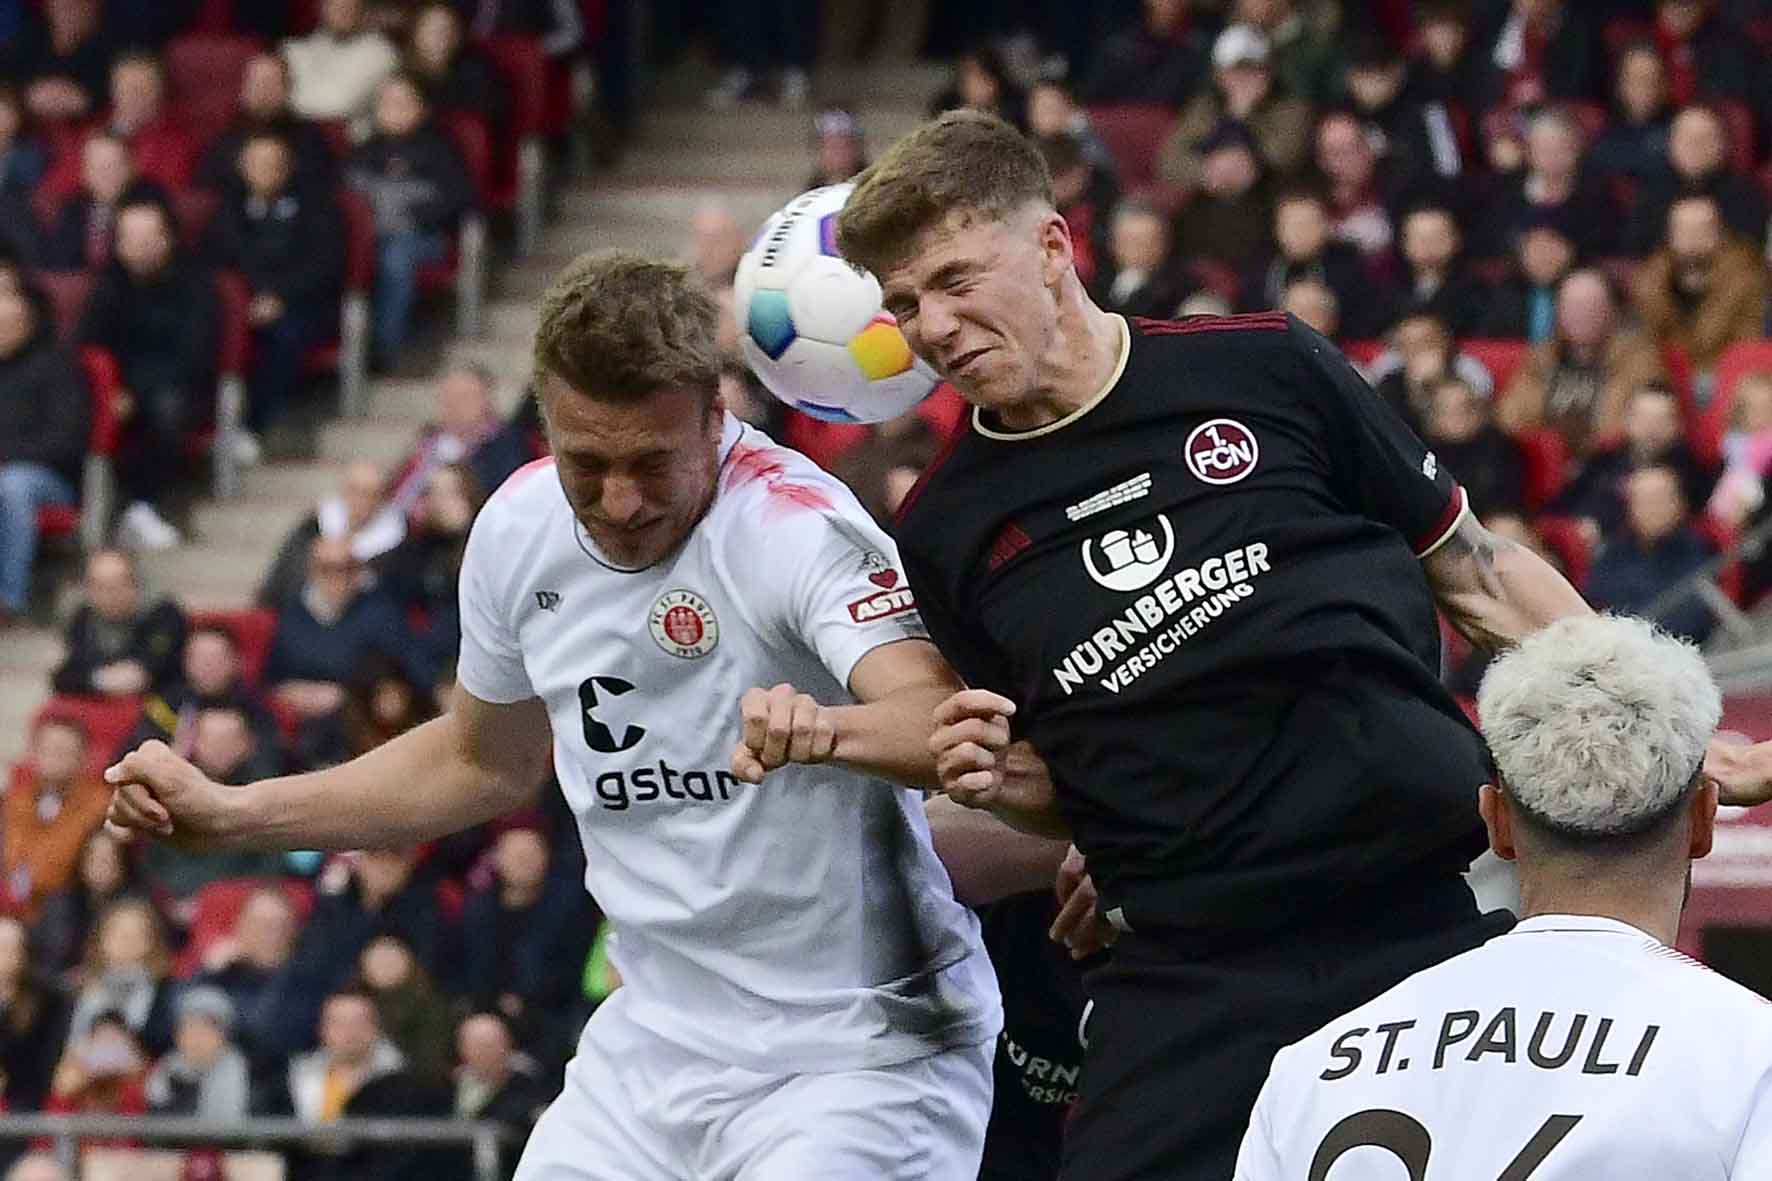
[197,52,338,196]
[0,285,88,624]
[1241,186,1387,338]
[37,132,168,271]
[76,198,219,550]
[453,1011,548,1181]
[1626,103,1768,253]
[344,73,472,367]
[1079,0,1212,106]
[51,546,186,697]
[1586,462,1717,642]
[205,131,343,443]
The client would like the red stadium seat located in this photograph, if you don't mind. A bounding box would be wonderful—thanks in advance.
[33,695,145,780]
[1694,514,1746,605]
[1534,516,1593,590]
[186,607,277,688]
[1460,338,1528,391]
[1746,16,1772,56]
[211,270,252,498]
[32,270,92,339]
[1602,17,1656,59]
[1513,427,1569,513]
[1713,98,1758,177]
[1085,103,1177,191]
[170,187,220,250]
[480,34,551,253]
[1658,342,1717,464]
[1340,339,1384,371]
[173,876,315,979]
[1706,340,1772,445]
[165,34,260,148]
[420,113,491,339]
[328,187,376,416]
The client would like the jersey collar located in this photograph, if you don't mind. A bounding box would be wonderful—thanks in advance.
[1510,914,1662,943]
[971,313,1130,442]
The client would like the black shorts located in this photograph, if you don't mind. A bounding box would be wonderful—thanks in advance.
[1059,872,1515,1181]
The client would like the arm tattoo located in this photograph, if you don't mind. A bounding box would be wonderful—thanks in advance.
[1427,517,1525,651]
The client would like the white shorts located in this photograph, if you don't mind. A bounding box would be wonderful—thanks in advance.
[513,990,994,1181]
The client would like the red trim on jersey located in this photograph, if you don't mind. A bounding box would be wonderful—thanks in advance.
[1131,312,1289,337]
[1412,484,1467,555]
[494,456,556,498]
[987,522,1032,572]
[893,425,969,527]
[723,442,834,513]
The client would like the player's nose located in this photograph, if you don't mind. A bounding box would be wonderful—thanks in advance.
[598,475,645,523]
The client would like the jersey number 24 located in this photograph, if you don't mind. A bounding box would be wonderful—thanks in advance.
[1311,1110,1582,1180]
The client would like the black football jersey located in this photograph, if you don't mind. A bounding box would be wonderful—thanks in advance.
[897,312,1490,938]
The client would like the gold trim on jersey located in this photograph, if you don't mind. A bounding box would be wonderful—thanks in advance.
[971,314,1131,442]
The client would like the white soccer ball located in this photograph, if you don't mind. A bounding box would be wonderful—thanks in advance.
[733,183,940,424]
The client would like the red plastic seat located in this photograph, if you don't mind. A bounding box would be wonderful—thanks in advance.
[1602,17,1656,59]
[1340,339,1384,371]
[323,187,377,414]
[165,34,260,148]
[479,33,551,254]
[417,113,490,338]
[1705,340,1772,447]
[186,607,277,688]
[36,346,121,550]
[173,876,315,979]
[33,694,146,780]
[1712,98,1758,177]
[1085,103,1178,191]
[31,270,93,339]
[171,187,220,250]
[1534,515,1594,591]
[1658,342,1717,464]
[1460,338,1529,392]
[1513,427,1569,513]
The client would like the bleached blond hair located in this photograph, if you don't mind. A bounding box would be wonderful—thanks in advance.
[1478,615,1721,839]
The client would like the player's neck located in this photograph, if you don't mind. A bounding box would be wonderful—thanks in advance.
[1517,874,1687,946]
[998,296,1122,432]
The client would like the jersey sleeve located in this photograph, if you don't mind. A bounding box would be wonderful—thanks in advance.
[454,500,535,704]
[1734,1067,1772,1174]
[900,542,1016,699]
[762,491,931,692]
[1230,1061,1288,1181]
[1292,318,1469,558]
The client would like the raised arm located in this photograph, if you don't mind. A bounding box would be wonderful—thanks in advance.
[1421,513,1592,652]
[106,684,553,851]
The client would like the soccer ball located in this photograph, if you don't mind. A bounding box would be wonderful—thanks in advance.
[733,183,939,424]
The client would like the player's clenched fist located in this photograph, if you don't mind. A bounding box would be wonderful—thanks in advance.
[929,689,1016,808]
[731,683,836,784]
[103,740,232,849]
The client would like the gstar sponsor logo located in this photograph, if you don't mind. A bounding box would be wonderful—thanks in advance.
[848,585,917,623]
[1185,418,1260,485]
[648,589,719,659]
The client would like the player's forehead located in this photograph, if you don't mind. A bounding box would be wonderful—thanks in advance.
[879,208,1021,299]
[538,372,705,457]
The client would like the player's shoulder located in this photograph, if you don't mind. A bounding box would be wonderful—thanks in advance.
[1626,933,1772,1023]
[469,456,569,555]
[712,423,874,540]
[1125,310,1324,382]
[1125,310,1294,348]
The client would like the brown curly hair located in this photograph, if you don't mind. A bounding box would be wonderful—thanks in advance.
[835,109,1053,280]
[532,250,722,405]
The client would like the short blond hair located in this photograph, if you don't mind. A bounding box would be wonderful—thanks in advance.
[533,250,721,404]
[835,109,1053,279]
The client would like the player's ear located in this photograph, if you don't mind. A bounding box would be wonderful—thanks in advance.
[1037,209,1073,287]
[1478,783,1516,862]
[1689,776,1719,860]
[707,386,727,432]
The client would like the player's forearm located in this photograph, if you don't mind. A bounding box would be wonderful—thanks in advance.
[828,684,955,788]
[216,714,542,850]
[925,794,1070,906]
[990,743,1072,838]
[1427,517,1591,652]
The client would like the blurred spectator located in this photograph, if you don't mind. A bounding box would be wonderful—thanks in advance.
[1422,373,1526,518]
[465,0,585,63]
[1476,0,1601,113]
[1100,197,1188,319]
[1476,207,1579,341]
[1337,32,1459,200]
[1652,0,1758,111]
[705,0,810,110]
[405,3,505,133]
[928,44,1026,130]
[283,0,400,126]
[377,461,481,665]
[345,74,473,368]
[144,985,251,1120]
[1709,371,1772,527]
[79,51,196,193]
[1395,203,1487,338]
[1589,42,1674,188]
[338,655,435,759]
[686,200,745,290]
[1407,0,1483,115]
[191,886,298,1072]
[1234,0,1339,104]
[0,86,45,196]
[459,814,594,1053]
[453,1011,545,1181]
[38,132,169,271]
[1279,274,1338,337]
[358,934,451,1086]
[1500,268,1666,455]
[32,830,137,979]
[1626,104,1769,253]
[1312,109,1396,270]
[1038,133,1109,289]
[269,985,406,1120]
[258,461,405,609]
[2,718,108,923]
[45,1009,148,1128]
[386,366,526,517]
[1477,107,1616,260]
[0,286,88,626]
[1369,308,1495,436]
[121,623,282,760]
[140,706,286,905]
[1159,25,1311,190]
[67,897,173,1055]
[0,916,72,1112]
[1174,121,1275,273]
[50,548,186,698]
[1079,0,1211,106]
[1242,185,1379,336]
[197,53,339,196]
[1556,383,1714,539]
[3,1157,67,1181]
[264,535,431,758]
[78,199,221,551]
[17,0,113,124]
[1586,463,1717,642]
[805,107,867,190]
[205,132,345,449]
[1632,194,1769,373]
[1026,80,1117,183]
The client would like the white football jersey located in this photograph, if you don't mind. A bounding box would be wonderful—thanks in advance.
[455,413,1001,1074]
[1235,914,1772,1180]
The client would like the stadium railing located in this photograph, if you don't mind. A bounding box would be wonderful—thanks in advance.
[0,1113,514,1181]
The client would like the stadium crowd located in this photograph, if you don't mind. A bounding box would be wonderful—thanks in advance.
[4,0,1772,1177]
